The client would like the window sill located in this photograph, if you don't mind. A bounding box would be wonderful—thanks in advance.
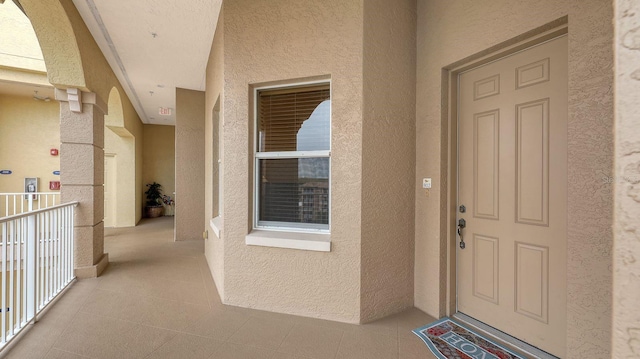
[209,216,223,238]
[245,230,331,252]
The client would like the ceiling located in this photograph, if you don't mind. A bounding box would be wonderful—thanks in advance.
[70,0,222,125]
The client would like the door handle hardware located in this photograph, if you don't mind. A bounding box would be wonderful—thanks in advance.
[457,218,466,249]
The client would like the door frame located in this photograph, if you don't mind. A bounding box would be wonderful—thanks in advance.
[439,21,569,346]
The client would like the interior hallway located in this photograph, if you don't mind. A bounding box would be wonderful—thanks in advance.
[3,217,436,359]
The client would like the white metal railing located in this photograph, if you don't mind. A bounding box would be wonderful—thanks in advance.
[0,201,77,349]
[0,193,60,218]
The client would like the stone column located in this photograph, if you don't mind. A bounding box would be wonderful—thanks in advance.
[56,88,109,278]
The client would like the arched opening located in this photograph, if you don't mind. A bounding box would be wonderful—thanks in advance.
[17,0,87,90]
[15,0,111,277]
[0,0,60,199]
[105,87,136,227]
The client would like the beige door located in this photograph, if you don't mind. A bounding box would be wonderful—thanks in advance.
[457,36,567,357]
[104,154,117,227]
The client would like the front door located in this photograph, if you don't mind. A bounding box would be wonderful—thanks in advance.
[457,35,567,357]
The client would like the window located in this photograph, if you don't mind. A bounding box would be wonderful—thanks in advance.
[254,82,330,232]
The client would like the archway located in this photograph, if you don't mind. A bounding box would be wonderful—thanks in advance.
[18,0,109,277]
[105,87,136,227]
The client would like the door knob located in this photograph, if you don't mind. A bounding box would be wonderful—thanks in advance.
[457,218,466,249]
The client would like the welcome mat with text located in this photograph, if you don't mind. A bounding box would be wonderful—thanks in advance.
[412,318,526,359]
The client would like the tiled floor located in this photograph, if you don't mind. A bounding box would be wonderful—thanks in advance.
[3,217,437,359]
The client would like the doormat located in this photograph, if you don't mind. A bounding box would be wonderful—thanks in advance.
[412,318,526,359]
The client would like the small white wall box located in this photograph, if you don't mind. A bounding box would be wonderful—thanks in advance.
[24,177,39,200]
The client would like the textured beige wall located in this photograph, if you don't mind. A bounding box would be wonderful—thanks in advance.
[0,95,60,193]
[360,0,416,322]
[613,1,640,357]
[104,128,136,226]
[104,88,137,227]
[415,1,613,357]
[204,9,225,296]
[142,124,176,210]
[220,0,363,323]
[175,88,205,241]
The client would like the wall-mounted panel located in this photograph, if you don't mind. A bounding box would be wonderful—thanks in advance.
[516,99,549,226]
[474,110,500,220]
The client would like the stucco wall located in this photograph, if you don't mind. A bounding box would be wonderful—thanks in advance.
[204,9,225,297]
[0,95,60,194]
[21,0,144,226]
[220,0,363,323]
[103,88,137,227]
[104,128,136,227]
[415,1,613,357]
[0,0,46,72]
[19,0,86,90]
[175,88,205,241]
[142,124,176,213]
[613,1,640,357]
[360,0,416,322]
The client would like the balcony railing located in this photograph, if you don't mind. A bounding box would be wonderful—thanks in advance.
[0,193,60,218]
[0,200,77,349]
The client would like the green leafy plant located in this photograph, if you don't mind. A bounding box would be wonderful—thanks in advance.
[145,182,163,207]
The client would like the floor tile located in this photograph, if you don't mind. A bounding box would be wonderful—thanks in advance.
[182,307,250,341]
[277,323,344,359]
[53,312,176,359]
[210,342,277,359]
[270,353,314,359]
[227,315,296,350]
[335,330,398,359]
[44,348,95,359]
[145,332,223,359]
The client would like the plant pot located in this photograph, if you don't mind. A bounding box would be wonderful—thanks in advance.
[145,206,164,218]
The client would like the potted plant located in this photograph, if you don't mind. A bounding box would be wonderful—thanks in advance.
[161,194,175,216]
[144,182,164,218]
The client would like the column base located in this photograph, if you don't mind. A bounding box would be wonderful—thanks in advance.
[75,253,109,278]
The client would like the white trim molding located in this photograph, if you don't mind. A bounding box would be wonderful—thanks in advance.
[245,230,330,252]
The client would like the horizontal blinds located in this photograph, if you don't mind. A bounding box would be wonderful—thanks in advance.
[258,85,330,152]
[258,158,329,225]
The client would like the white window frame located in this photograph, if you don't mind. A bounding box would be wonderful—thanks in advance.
[252,79,332,233]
